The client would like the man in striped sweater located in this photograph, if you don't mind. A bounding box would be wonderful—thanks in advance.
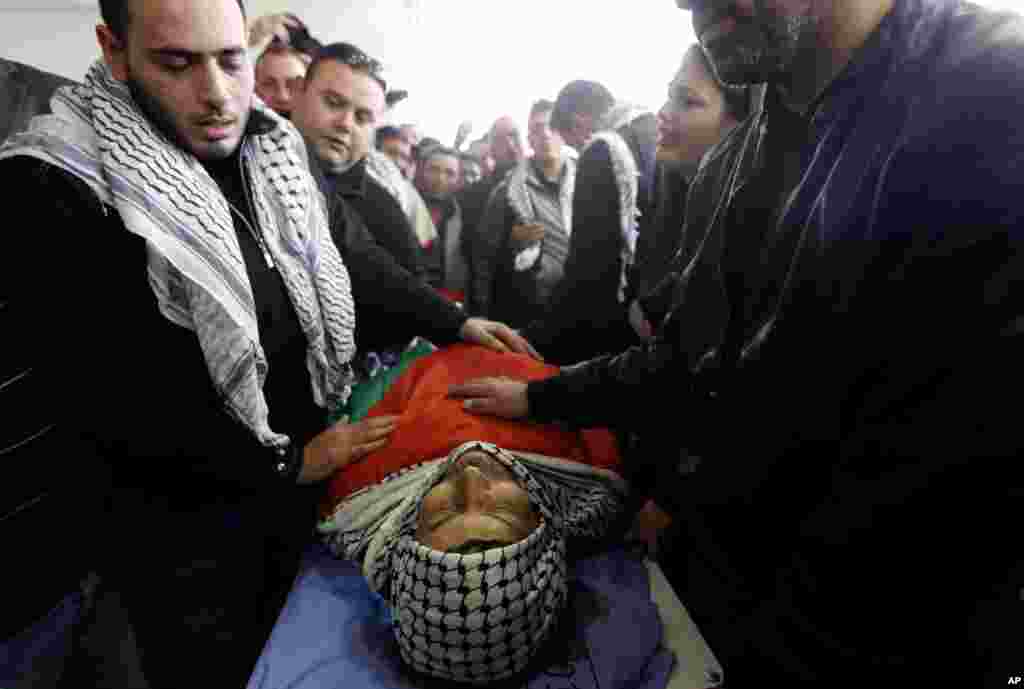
[470,100,577,328]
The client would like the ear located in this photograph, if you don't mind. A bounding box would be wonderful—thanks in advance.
[96,24,129,81]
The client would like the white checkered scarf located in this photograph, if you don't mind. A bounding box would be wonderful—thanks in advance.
[0,61,356,448]
[359,441,625,684]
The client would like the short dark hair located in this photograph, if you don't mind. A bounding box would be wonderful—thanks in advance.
[375,125,403,148]
[414,137,442,161]
[306,42,387,94]
[689,45,751,122]
[551,80,614,133]
[422,145,460,165]
[529,99,555,120]
[100,0,247,41]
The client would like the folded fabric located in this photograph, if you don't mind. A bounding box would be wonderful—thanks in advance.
[325,344,621,506]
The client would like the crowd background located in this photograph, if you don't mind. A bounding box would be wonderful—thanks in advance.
[3,0,1018,146]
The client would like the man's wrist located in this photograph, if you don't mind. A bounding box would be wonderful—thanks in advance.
[271,442,304,483]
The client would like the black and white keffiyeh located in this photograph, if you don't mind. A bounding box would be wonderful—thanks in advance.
[318,441,628,684]
[0,61,356,449]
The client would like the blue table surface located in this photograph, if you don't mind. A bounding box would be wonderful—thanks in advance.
[248,542,675,689]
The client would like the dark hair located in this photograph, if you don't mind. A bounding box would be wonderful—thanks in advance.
[529,99,555,120]
[421,145,460,164]
[385,89,409,108]
[375,125,403,148]
[100,0,247,41]
[282,15,321,58]
[551,80,614,133]
[413,137,441,161]
[306,42,387,94]
[689,45,751,122]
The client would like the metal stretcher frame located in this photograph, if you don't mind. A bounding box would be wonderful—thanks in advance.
[646,559,724,689]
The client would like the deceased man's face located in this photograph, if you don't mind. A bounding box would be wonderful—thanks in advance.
[417,450,540,554]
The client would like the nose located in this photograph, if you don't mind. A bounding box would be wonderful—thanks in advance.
[334,107,355,133]
[274,82,291,106]
[197,60,231,110]
[455,465,494,513]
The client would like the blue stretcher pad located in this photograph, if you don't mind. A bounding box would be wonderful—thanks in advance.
[248,543,676,689]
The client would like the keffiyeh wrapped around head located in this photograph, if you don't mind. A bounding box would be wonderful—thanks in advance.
[376,442,568,684]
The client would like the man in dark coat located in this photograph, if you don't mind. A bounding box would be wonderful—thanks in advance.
[520,80,657,364]
[459,116,525,312]
[451,0,1024,684]
[0,56,103,689]
[470,100,577,327]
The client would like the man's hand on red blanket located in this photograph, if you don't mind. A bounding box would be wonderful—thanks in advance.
[298,415,399,484]
[459,318,543,360]
[448,377,530,419]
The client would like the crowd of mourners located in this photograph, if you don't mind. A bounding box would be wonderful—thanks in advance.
[2,0,1023,687]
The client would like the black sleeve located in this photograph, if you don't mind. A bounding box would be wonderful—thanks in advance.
[357,182,427,281]
[522,142,632,364]
[2,157,296,491]
[327,195,467,351]
[467,183,510,317]
[525,332,712,515]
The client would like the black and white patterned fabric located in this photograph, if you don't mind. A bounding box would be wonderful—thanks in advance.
[373,443,569,683]
[379,442,563,683]
[318,441,629,684]
[0,61,356,448]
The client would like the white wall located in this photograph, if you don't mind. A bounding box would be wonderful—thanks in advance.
[0,7,102,81]
[4,0,1023,141]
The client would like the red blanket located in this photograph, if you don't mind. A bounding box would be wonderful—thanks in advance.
[325,344,622,508]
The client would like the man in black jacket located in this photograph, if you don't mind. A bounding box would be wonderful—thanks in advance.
[520,80,657,365]
[460,116,525,312]
[0,3,531,687]
[0,57,105,689]
[452,0,1024,684]
[291,43,426,281]
[290,41,525,356]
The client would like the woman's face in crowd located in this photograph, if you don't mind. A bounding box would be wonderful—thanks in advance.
[657,48,738,174]
[417,450,541,554]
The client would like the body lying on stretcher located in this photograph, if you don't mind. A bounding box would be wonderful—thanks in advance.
[316,344,697,687]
